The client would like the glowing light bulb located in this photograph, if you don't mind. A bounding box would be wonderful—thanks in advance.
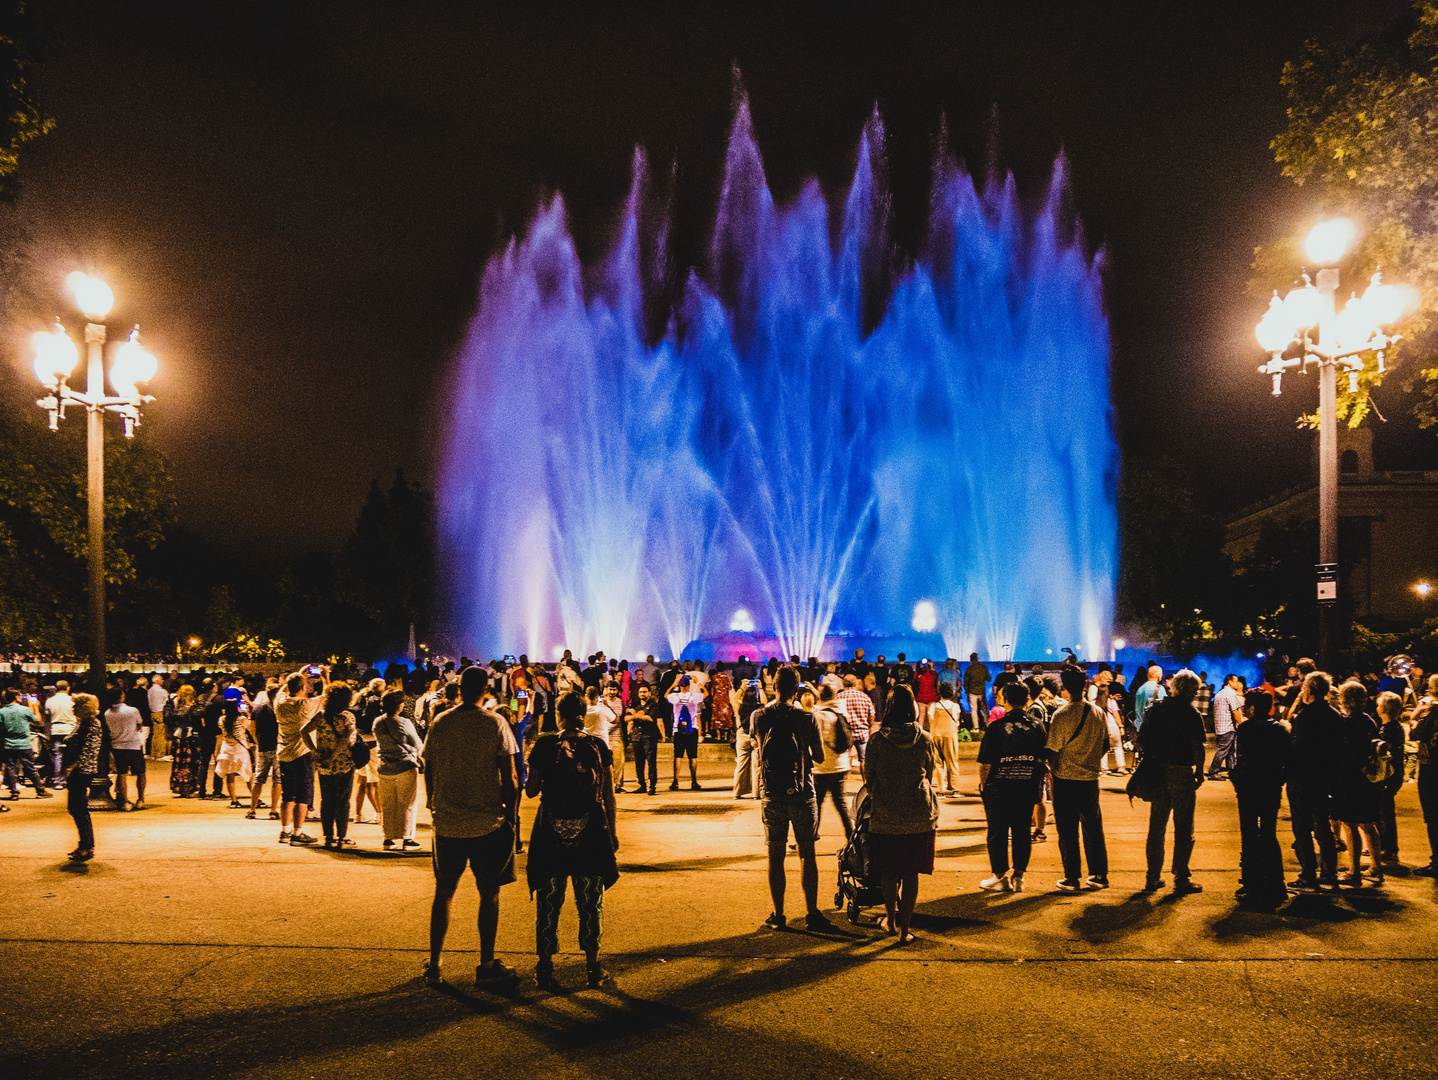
[1111,637,1126,652]
[109,327,157,396]
[1333,294,1375,350]
[1362,272,1409,327]
[31,321,78,385]
[1417,582,1432,598]
[1283,278,1325,331]
[1305,219,1355,266]
[911,600,937,633]
[1255,291,1295,353]
[66,271,114,320]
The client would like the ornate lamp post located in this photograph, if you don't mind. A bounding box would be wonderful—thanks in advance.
[32,273,158,802]
[1256,221,1410,668]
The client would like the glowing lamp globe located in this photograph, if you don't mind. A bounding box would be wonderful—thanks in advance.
[109,328,157,396]
[1304,219,1355,266]
[1417,582,1432,598]
[1282,280,1325,331]
[1111,637,1126,652]
[911,600,937,633]
[1362,272,1409,327]
[1334,295,1376,350]
[1255,292,1294,353]
[31,321,79,385]
[66,271,114,321]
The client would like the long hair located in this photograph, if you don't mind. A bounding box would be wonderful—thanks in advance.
[884,684,918,728]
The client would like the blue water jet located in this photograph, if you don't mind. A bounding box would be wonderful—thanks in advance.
[439,95,1117,662]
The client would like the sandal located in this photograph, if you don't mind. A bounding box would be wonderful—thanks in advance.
[268,811,281,820]
[337,837,357,848]
[244,810,256,820]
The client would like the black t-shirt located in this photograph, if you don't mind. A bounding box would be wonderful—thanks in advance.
[250,702,279,753]
[977,715,1047,785]
[1233,717,1290,787]
[753,701,824,800]
[628,702,662,741]
[1137,697,1206,767]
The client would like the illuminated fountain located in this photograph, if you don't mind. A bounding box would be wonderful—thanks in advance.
[439,93,1116,662]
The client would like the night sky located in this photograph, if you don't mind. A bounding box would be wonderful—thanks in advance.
[3,0,1425,562]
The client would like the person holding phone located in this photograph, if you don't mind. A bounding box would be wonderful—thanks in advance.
[602,683,628,791]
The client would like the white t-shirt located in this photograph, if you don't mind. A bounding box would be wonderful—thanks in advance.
[104,704,146,751]
[813,705,853,774]
[667,690,704,733]
[147,684,170,715]
[46,693,76,737]
[584,703,616,742]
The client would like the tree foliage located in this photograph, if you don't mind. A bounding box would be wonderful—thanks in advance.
[0,0,51,203]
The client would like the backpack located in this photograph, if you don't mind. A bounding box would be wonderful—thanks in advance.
[1361,736,1396,784]
[819,705,853,756]
[760,706,806,798]
[544,733,605,819]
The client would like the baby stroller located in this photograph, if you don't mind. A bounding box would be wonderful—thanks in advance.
[834,785,885,925]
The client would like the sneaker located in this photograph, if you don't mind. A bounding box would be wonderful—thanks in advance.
[1288,877,1319,893]
[474,960,518,985]
[1173,879,1203,895]
[586,962,610,989]
[1141,878,1165,893]
[1030,829,1047,843]
[804,911,838,932]
[669,782,680,791]
[1056,879,1083,893]
[278,830,292,844]
[762,912,786,929]
[980,874,1011,892]
[290,832,318,846]
[403,839,422,850]
[36,790,54,799]
[384,839,396,850]
[648,789,658,796]
[1010,873,1025,893]
[1085,875,1110,890]
[535,960,561,992]
[1414,864,1437,878]
[690,782,703,791]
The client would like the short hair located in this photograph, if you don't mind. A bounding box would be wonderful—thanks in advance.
[970,653,979,661]
[1,688,17,704]
[819,683,836,702]
[1060,667,1087,701]
[776,666,800,698]
[1000,681,1030,709]
[1244,688,1274,718]
[381,689,405,715]
[1170,669,1201,702]
[585,685,600,702]
[1376,690,1403,719]
[1296,657,1317,676]
[1303,671,1332,701]
[286,675,304,695]
[1225,673,1239,686]
[938,682,955,700]
[56,680,69,692]
[1338,680,1368,713]
[1147,665,1163,680]
[556,691,586,728]
[459,665,489,701]
[844,674,860,688]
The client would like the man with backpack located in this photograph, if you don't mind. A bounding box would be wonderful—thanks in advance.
[754,666,835,931]
[666,675,704,791]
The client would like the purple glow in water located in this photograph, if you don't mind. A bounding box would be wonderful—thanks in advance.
[440,95,1116,662]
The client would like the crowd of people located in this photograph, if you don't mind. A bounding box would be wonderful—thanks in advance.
[2,648,1435,989]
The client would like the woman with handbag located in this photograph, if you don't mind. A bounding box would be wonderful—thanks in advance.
[213,699,255,807]
[865,684,938,944]
[168,685,204,798]
[373,689,424,851]
[61,693,104,861]
[1332,680,1385,887]
[525,691,620,991]
[302,683,359,850]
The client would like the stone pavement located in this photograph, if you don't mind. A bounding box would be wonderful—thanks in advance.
[3,752,1438,1079]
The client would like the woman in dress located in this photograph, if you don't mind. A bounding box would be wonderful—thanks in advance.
[864,684,938,943]
[61,693,104,860]
[213,699,254,807]
[977,682,1048,892]
[525,691,619,991]
[167,684,203,798]
[710,663,736,744]
[302,683,358,850]
[373,689,423,851]
[1333,680,1385,886]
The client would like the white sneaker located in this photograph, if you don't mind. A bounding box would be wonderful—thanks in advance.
[980,874,1011,892]
[1011,873,1025,893]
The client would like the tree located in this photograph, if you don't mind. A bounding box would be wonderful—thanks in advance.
[0,1,51,203]
[336,469,436,655]
[1264,1,1438,430]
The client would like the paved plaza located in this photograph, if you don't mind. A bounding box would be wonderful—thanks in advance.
[4,747,1438,1079]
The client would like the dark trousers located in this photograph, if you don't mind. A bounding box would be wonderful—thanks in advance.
[1146,765,1197,883]
[1208,730,1237,776]
[318,771,354,840]
[1052,778,1108,881]
[196,734,219,794]
[1236,780,1284,898]
[632,736,659,792]
[983,788,1037,876]
[1418,767,1438,867]
[814,772,853,839]
[1288,778,1337,882]
[4,748,47,793]
[1379,782,1401,859]
[68,771,94,849]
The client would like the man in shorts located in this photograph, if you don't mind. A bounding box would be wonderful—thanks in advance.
[275,671,324,846]
[422,665,519,987]
[666,675,704,791]
[754,666,834,931]
[103,693,147,810]
[248,678,281,820]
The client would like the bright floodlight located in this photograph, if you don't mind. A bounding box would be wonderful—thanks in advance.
[1417,582,1432,598]
[1111,637,1126,652]
[66,271,114,320]
[1282,279,1326,331]
[109,328,157,396]
[1362,272,1409,327]
[1305,219,1355,266]
[31,321,79,385]
[911,600,937,633]
[1255,292,1294,353]
[729,608,755,633]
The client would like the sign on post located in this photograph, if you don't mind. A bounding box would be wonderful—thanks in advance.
[1316,562,1338,607]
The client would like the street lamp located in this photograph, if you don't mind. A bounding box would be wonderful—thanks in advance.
[1255,221,1412,667]
[33,272,159,700]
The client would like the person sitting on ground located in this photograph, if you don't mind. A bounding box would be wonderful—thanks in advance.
[525,691,620,991]
[754,665,834,932]
[422,665,520,988]
[865,684,938,943]
[977,681,1047,893]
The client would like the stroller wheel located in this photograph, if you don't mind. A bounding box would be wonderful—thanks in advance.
[834,891,844,908]
[847,899,860,925]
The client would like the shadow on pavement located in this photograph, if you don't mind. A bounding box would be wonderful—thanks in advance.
[1068,892,1175,944]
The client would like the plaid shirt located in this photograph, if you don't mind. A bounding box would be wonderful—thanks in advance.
[838,688,875,739]
[1194,683,1213,726]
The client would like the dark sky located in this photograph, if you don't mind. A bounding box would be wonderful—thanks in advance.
[3,0,1425,561]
